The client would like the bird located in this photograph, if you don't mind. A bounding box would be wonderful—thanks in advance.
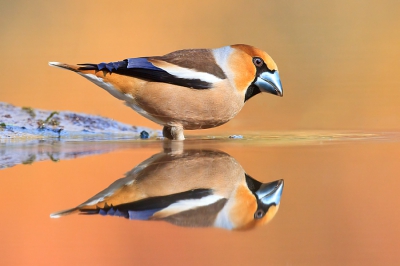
[50,149,284,230]
[49,44,283,140]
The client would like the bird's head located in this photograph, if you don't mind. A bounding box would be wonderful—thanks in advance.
[251,178,284,225]
[216,176,284,230]
[227,44,283,101]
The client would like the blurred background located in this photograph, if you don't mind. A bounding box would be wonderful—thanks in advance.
[1,2,400,265]
[1,0,399,133]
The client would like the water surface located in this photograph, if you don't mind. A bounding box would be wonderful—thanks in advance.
[1,132,399,265]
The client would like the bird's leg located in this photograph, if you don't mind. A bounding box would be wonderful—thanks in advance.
[163,125,185,140]
[162,139,184,154]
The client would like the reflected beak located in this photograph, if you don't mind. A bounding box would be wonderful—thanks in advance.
[254,71,283,97]
[256,179,284,207]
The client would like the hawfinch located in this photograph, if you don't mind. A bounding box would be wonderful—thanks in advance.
[49,44,283,140]
[51,149,284,230]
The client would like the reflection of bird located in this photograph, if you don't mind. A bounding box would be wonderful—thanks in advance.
[51,149,284,230]
[49,44,283,140]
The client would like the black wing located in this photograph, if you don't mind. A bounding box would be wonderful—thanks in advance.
[78,57,213,89]
[79,188,213,220]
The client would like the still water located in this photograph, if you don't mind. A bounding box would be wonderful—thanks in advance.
[1,132,400,265]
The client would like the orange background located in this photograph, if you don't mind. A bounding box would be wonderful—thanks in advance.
[1,1,399,133]
[2,2,400,265]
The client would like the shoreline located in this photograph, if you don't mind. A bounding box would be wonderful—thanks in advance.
[0,102,161,141]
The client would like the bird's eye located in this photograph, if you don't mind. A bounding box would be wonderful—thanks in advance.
[253,57,264,67]
[254,209,265,219]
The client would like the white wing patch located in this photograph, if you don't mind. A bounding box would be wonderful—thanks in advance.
[151,60,223,83]
[152,194,224,218]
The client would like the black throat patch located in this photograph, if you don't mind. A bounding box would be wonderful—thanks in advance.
[244,84,261,102]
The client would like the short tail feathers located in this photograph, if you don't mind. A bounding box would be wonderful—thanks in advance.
[50,207,80,218]
[48,60,128,72]
[48,62,83,72]
[80,61,128,72]
[50,205,130,219]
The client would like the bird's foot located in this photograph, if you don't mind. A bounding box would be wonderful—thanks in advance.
[163,125,185,140]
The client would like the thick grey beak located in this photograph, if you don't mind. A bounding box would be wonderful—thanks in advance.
[256,179,284,208]
[254,71,283,97]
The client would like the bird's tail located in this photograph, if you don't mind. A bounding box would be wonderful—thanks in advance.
[49,62,80,71]
[50,204,131,219]
[48,62,100,73]
[50,207,80,218]
[48,61,130,94]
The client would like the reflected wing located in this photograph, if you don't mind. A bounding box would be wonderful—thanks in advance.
[79,189,213,220]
